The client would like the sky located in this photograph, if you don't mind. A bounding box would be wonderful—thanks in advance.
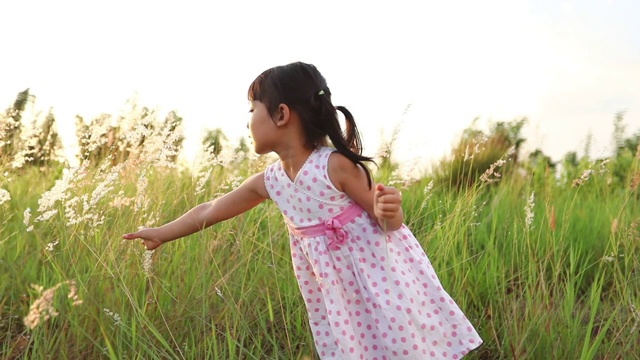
[1,0,639,173]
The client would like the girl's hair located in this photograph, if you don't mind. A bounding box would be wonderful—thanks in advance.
[248,62,375,188]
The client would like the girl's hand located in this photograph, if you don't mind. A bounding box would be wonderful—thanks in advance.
[373,183,402,221]
[123,228,163,251]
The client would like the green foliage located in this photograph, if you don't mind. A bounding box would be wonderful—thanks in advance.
[373,118,411,185]
[434,118,526,189]
[202,128,228,158]
[524,148,557,190]
[610,113,639,189]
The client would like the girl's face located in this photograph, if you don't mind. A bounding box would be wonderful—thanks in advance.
[248,101,277,154]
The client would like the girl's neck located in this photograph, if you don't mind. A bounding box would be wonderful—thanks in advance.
[278,145,316,182]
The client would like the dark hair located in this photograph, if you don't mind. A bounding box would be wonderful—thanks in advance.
[248,62,375,188]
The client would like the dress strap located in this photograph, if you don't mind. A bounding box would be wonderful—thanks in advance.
[288,203,365,250]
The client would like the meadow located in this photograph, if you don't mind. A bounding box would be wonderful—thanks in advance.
[1,104,639,359]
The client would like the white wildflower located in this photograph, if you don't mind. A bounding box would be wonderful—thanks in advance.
[195,171,210,196]
[143,250,154,276]
[581,169,594,180]
[109,190,133,209]
[64,196,82,226]
[602,252,624,263]
[423,180,434,195]
[480,159,507,183]
[135,172,148,212]
[215,287,225,300]
[573,168,594,187]
[469,201,486,227]
[103,308,122,326]
[10,125,37,169]
[193,146,217,195]
[0,188,10,205]
[88,164,121,209]
[45,240,59,252]
[419,180,434,209]
[80,116,110,155]
[525,191,535,230]
[216,175,245,196]
[143,211,160,227]
[122,116,154,150]
[388,169,404,186]
[598,159,610,174]
[24,207,33,232]
[10,152,27,169]
[376,146,390,161]
[473,142,483,154]
[36,167,79,221]
[140,120,182,168]
[23,280,82,330]
[463,144,471,161]
[215,146,239,168]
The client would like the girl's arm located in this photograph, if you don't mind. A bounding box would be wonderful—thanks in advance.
[328,153,404,231]
[123,172,269,250]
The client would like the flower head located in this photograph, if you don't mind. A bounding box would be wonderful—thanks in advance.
[0,188,10,205]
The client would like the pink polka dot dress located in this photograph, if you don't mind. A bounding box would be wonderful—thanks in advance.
[263,147,482,359]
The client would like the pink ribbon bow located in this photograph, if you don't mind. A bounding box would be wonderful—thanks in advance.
[325,218,348,250]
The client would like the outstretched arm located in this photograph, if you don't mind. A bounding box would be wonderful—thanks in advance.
[123,172,269,250]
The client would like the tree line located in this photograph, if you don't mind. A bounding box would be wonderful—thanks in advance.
[1,89,638,191]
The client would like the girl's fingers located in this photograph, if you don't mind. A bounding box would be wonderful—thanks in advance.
[375,184,401,198]
[377,205,400,215]
[123,232,142,240]
[377,202,399,210]
[375,184,402,220]
[376,194,402,205]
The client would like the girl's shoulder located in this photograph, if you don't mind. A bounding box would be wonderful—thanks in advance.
[315,145,337,158]
[326,149,350,168]
[325,150,368,193]
[309,146,340,170]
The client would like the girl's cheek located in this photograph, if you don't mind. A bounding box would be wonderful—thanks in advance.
[248,116,254,131]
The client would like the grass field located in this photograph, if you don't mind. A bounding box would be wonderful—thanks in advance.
[1,149,639,359]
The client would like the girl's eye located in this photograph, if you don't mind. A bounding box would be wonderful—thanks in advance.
[248,109,254,113]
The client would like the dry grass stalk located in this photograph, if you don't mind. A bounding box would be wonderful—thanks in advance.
[23,280,83,330]
[631,171,640,192]
[572,169,594,187]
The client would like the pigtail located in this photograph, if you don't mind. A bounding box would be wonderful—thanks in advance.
[335,106,362,155]
[325,102,374,189]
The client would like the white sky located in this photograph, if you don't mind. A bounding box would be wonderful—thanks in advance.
[1,0,639,172]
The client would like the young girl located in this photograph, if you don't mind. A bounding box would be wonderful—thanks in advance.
[124,62,482,359]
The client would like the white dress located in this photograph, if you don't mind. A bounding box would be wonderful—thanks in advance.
[263,146,482,359]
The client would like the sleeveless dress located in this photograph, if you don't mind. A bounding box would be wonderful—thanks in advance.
[263,146,482,360]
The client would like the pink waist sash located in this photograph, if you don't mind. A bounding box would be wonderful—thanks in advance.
[287,203,364,250]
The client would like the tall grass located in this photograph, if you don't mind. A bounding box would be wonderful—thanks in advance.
[1,149,639,359]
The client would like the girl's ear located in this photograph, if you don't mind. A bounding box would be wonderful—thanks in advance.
[274,104,290,127]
